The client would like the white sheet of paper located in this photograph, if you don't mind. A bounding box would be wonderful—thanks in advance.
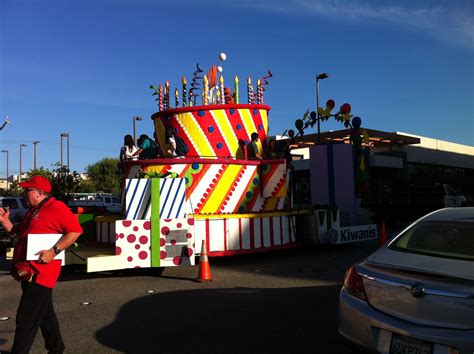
[26,234,65,266]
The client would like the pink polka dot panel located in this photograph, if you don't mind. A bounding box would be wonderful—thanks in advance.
[158,218,195,267]
[115,220,152,269]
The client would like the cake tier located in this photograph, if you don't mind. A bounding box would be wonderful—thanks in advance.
[152,104,270,159]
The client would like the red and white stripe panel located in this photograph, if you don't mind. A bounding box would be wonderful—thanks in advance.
[194,215,296,256]
[96,220,116,243]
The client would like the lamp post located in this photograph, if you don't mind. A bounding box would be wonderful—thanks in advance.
[133,116,143,145]
[0,117,10,131]
[19,144,27,182]
[316,73,329,144]
[60,133,69,170]
[33,141,40,170]
[1,150,8,190]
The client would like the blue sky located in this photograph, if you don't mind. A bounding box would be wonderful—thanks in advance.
[1,0,473,174]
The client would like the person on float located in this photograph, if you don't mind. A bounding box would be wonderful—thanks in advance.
[136,134,159,159]
[247,132,262,160]
[0,176,83,354]
[119,134,140,162]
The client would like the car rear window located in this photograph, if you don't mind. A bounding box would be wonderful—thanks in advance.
[390,220,474,261]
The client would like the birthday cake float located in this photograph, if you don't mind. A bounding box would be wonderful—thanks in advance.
[91,53,297,272]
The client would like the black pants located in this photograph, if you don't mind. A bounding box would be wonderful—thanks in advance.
[11,280,65,354]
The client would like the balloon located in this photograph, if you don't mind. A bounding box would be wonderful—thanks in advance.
[295,119,304,131]
[310,111,317,120]
[326,99,335,109]
[217,66,223,73]
[219,53,227,61]
[317,107,324,115]
[288,129,295,138]
[340,103,351,114]
[352,116,361,130]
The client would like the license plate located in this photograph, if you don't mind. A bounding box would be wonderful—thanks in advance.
[389,333,433,354]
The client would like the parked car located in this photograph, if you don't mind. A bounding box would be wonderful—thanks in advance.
[0,196,29,224]
[339,207,474,354]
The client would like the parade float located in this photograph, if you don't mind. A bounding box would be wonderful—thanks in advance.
[87,54,297,272]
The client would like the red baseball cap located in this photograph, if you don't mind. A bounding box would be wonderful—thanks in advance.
[19,175,52,194]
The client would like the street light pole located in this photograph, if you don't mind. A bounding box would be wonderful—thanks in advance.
[316,73,329,144]
[33,141,40,170]
[19,144,27,182]
[133,116,143,145]
[1,150,8,190]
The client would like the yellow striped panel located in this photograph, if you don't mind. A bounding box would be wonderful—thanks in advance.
[201,164,241,213]
[238,109,257,139]
[260,109,269,135]
[212,110,239,157]
[176,112,214,157]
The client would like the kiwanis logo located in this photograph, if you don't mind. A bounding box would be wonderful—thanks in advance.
[328,228,339,244]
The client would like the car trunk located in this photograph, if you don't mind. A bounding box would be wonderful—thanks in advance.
[358,254,474,330]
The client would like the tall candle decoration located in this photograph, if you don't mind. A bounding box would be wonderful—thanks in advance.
[159,84,163,111]
[219,75,225,104]
[260,79,264,104]
[175,88,179,108]
[165,80,170,109]
[189,92,193,107]
[247,77,253,104]
[234,76,239,104]
[203,75,209,105]
[216,89,221,105]
[257,79,261,104]
[182,76,187,107]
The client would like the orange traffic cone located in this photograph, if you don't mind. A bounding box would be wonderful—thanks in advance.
[197,240,212,282]
[379,222,387,246]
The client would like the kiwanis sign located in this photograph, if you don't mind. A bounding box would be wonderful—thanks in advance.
[327,225,378,244]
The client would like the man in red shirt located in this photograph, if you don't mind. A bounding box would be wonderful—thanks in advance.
[0,176,82,354]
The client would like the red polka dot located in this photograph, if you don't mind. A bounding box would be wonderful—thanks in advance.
[133,226,139,232]
[160,238,166,247]
[143,221,151,230]
[116,246,122,255]
[122,221,132,227]
[187,248,194,257]
[173,256,182,265]
[194,208,199,213]
[135,244,140,250]
[176,223,182,228]
[161,227,170,236]
[203,193,208,198]
[160,251,167,259]
[164,219,172,222]
[127,256,133,262]
[187,218,194,225]
[127,234,136,243]
[120,233,125,239]
[171,240,176,246]
[206,188,211,193]
[115,233,119,241]
[134,266,141,268]
[186,233,192,239]
[138,251,148,260]
[139,236,148,244]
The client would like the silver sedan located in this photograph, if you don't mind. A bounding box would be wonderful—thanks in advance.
[339,207,474,354]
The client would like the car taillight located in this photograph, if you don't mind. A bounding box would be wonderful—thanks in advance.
[343,265,367,301]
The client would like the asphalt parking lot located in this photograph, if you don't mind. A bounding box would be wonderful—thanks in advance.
[0,238,385,354]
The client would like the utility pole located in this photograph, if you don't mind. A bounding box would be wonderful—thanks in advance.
[33,141,40,170]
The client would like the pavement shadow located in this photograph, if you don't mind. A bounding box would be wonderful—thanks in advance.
[96,285,363,354]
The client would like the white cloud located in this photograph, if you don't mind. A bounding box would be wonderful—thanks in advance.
[219,0,474,50]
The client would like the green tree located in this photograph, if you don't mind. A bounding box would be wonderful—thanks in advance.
[86,158,121,193]
[28,163,82,202]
